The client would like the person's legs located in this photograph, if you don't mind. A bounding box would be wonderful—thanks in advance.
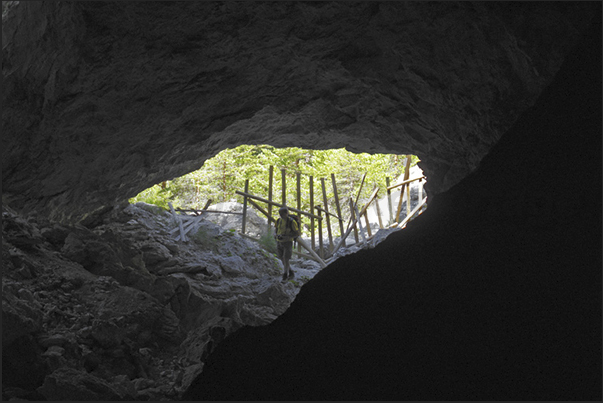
[281,241,293,280]
[277,241,288,280]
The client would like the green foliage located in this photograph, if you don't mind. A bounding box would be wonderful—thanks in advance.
[130,145,419,235]
[190,227,215,249]
[258,228,277,254]
[130,184,174,210]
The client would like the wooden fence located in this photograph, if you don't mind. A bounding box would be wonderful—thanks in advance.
[165,156,427,268]
[237,156,427,265]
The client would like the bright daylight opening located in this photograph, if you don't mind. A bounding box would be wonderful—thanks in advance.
[130,145,427,266]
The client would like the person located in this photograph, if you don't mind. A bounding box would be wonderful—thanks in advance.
[274,206,300,281]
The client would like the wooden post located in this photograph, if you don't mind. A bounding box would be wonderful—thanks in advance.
[349,197,359,243]
[200,199,213,216]
[418,177,423,203]
[332,187,379,255]
[364,210,372,238]
[354,172,367,208]
[268,166,274,228]
[398,197,427,229]
[296,171,302,253]
[296,237,327,268]
[241,179,249,235]
[355,203,366,245]
[281,168,286,205]
[395,184,406,223]
[394,156,413,222]
[344,172,367,243]
[309,175,315,251]
[386,177,393,225]
[331,173,345,241]
[320,178,334,252]
[403,155,412,219]
[404,155,412,177]
[374,192,384,229]
[169,202,187,242]
[317,206,324,259]
[406,180,412,217]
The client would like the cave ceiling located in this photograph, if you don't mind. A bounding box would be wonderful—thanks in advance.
[2,1,597,223]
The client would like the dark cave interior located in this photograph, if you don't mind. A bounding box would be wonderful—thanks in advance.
[2,2,601,401]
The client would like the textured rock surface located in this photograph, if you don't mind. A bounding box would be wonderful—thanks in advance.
[2,2,601,401]
[1,202,321,400]
[2,1,596,223]
[184,12,601,401]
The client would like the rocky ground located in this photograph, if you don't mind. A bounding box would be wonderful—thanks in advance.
[2,201,401,401]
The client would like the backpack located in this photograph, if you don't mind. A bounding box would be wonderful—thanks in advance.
[288,214,301,237]
[277,214,301,239]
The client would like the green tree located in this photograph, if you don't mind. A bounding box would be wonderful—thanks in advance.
[130,146,419,235]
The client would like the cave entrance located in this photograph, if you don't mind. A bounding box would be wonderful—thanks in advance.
[130,145,427,261]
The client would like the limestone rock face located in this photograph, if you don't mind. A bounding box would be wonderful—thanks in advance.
[2,1,596,223]
[1,202,319,400]
[1,2,601,401]
[183,12,602,401]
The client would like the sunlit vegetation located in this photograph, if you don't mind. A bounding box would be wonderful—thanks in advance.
[130,145,418,219]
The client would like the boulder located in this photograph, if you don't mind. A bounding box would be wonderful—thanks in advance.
[2,284,44,348]
[37,367,127,401]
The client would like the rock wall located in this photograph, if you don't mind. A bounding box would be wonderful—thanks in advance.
[2,2,601,401]
[182,11,602,401]
[2,1,596,223]
[2,202,319,400]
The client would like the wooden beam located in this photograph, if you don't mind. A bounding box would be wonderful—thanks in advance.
[402,155,412,220]
[395,183,406,223]
[296,171,302,253]
[171,209,243,216]
[332,187,380,255]
[354,172,367,207]
[364,210,372,238]
[344,171,367,240]
[235,190,321,220]
[397,197,427,229]
[406,179,412,217]
[201,199,213,213]
[281,168,286,205]
[268,165,273,228]
[241,179,249,235]
[316,206,324,259]
[394,156,413,222]
[374,192,384,229]
[296,237,327,268]
[248,198,277,224]
[386,175,426,190]
[355,203,366,245]
[349,197,359,243]
[176,199,212,216]
[309,175,315,251]
[320,178,334,252]
[169,202,187,242]
[386,177,393,224]
[331,173,345,240]
[314,205,342,221]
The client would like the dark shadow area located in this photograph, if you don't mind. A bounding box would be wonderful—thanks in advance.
[183,10,602,401]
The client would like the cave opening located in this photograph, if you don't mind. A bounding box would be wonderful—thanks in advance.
[2,1,600,400]
[130,145,427,258]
